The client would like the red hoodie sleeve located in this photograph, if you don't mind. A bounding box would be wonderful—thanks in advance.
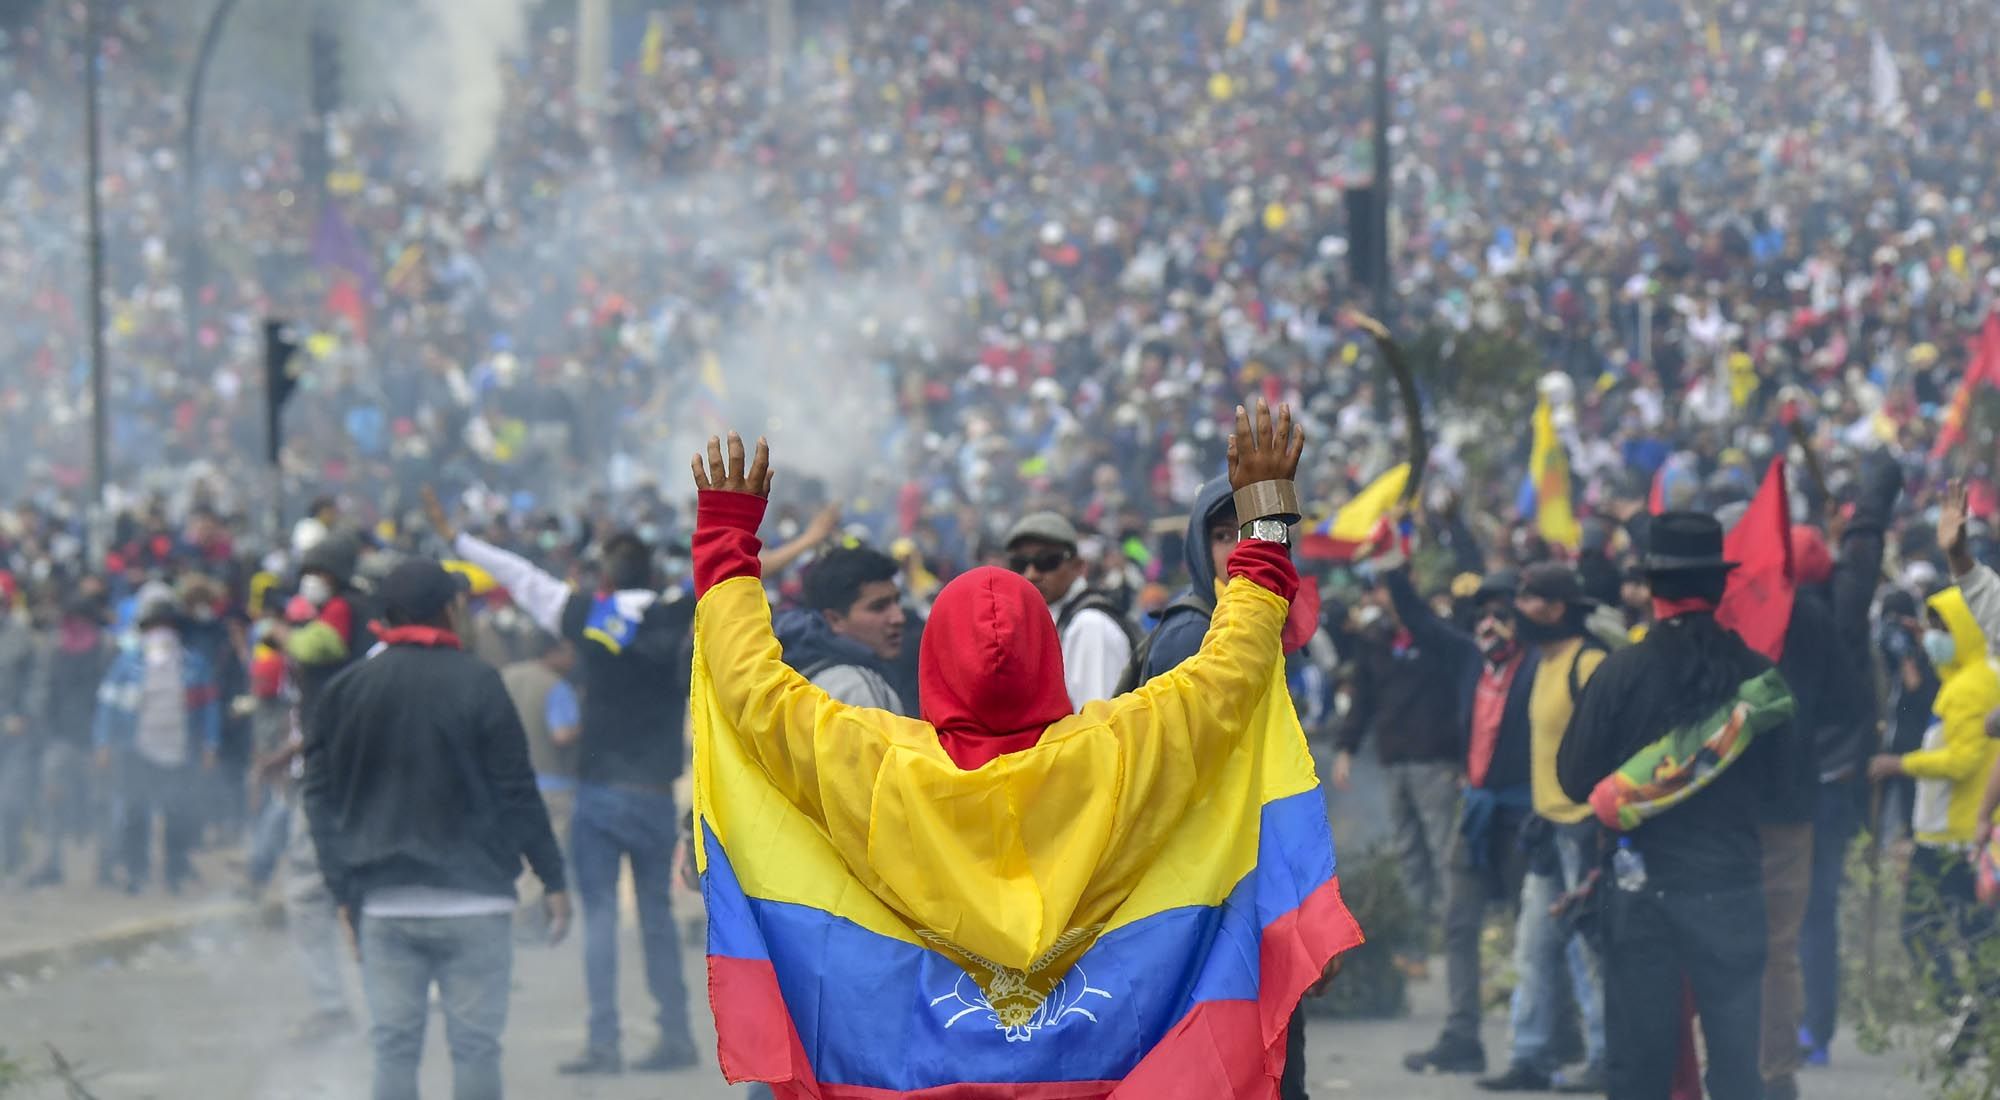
[694,491,768,598]
[1225,538,1299,602]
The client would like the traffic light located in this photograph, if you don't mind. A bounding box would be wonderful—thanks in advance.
[309,27,342,115]
[264,319,302,465]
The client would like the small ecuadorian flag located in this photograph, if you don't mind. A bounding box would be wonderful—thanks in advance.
[581,592,648,654]
[1299,463,1408,561]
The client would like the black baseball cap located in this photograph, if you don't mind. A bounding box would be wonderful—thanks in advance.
[1519,562,1588,605]
[380,558,471,625]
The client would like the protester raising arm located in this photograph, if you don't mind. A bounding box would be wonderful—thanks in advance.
[1941,480,2000,647]
[760,503,842,577]
[1382,562,1478,674]
[424,487,571,636]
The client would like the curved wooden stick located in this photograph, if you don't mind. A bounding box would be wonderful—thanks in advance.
[1347,311,1428,505]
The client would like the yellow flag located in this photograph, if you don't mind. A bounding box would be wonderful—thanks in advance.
[1528,398,1581,549]
[1030,81,1050,129]
[1310,463,1408,550]
[1226,5,1248,47]
[640,14,664,77]
[1728,351,1758,408]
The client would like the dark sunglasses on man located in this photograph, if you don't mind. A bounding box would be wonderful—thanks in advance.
[1009,548,1073,574]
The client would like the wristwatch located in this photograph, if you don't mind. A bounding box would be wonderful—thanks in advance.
[1240,518,1291,546]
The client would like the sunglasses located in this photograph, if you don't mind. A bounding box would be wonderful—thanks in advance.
[1009,549,1074,574]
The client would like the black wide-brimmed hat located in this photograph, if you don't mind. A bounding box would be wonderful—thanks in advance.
[1641,512,1739,575]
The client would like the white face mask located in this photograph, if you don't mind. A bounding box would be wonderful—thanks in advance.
[299,575,334,608]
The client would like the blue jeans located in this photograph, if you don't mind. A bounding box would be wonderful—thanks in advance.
[571,783,691,1054]
[1510,828,1606,1073]
[360,913,514,1100]
[1800,780,1859,1048]
[246,790,292,888]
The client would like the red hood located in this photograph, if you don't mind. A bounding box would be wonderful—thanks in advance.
[919,566,1073,770]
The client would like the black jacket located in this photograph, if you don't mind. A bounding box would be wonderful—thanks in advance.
[558,591,695,788]
[1333,620,1466,768]
[42,621,111,747]
[1556,613,1802,892]
[1383,569,1538,790]
[1771,592,1856,822]
[1822,452,1903,778]
[302,639,565,911]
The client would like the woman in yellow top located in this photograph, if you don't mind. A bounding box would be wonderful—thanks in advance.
[1866,586,2000,1032]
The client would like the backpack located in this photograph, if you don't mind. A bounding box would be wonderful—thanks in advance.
[1058,590,1141,651]
[1567,634,1611,704]
[1112,591,1216,696]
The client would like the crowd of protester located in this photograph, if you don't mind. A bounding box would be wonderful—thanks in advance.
[4,0,2000,1095]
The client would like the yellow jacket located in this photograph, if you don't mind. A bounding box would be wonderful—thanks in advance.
[1904,587,2000,847]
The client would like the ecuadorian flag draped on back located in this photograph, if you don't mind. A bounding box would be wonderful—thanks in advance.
[690,543,1363,1098]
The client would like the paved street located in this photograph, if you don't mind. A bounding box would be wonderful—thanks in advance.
[0,918,1913,1100]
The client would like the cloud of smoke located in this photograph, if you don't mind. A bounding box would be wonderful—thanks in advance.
[347,0,533,180]
[507,163,963,501]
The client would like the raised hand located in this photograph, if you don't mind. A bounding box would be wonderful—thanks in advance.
[420,486,457,546]
[1941,479,1974,576]
[692,432,775,498]
[804,503,843,543]
[1227,398,1305,492]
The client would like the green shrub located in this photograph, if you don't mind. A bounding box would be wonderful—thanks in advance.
[1841,832,1999,1100]
[1304,845,1414,1019]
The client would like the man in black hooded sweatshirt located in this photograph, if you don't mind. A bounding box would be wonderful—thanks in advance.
[427,490,699,1077]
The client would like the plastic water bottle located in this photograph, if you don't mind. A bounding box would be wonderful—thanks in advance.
[1612,837,1648,892]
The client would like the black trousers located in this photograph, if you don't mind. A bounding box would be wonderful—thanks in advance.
[1603,882,1766,1100]
[1280,1010,1307,1100]
[115,755,197,890]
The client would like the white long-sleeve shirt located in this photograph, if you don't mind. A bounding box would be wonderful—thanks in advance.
[1959,564,2000,652]
[1050,578,1132,709]
[451,533,574,635]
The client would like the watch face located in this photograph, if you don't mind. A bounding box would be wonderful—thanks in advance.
[1242,519,1290,543]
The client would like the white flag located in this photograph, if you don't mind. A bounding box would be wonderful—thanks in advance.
[1871,31,1907,126]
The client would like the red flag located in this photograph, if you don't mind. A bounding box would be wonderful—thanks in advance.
[325,276,369,343]
[1717,458,1795,660]
[1648,465,1667,515]
[1931,312,2000,459]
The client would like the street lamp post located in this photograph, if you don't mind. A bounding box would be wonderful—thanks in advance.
[85,0,108,527]
[181,0,245,379]
[1368,0,1391,321]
